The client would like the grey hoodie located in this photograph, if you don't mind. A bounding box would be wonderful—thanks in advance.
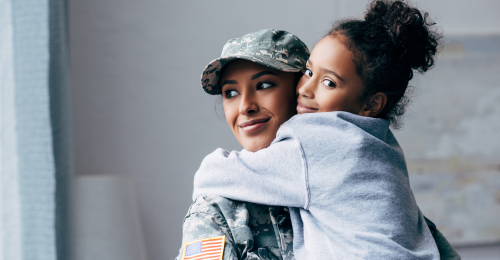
[193,111,440,259]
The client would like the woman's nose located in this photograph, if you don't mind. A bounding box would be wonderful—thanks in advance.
[239,93,259,115]
[297,78,315,99]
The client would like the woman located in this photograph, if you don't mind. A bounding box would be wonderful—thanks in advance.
[179,27,459,260]
[175,29,309,260]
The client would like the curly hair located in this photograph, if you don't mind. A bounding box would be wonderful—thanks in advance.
[327,0,442,128]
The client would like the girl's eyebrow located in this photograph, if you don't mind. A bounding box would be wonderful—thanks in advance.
[309,60,345,82]
[221,80,237,87]
[320,68,346,82]
[251,71,278,80]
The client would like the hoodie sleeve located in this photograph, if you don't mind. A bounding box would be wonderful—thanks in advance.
[193,126,309,209]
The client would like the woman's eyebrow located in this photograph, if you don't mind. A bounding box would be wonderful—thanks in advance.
[221,80,237,87]
[251,71,278,80]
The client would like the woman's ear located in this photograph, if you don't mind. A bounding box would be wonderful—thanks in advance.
[360,92,387,117]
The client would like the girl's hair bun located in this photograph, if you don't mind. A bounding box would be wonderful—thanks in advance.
[326,0,442,128]
[364,0,440,72]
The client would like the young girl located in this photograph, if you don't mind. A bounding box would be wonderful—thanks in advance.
[193,1,452,259]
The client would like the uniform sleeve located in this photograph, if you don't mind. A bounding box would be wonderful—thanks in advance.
[434,229,461,260]
[175,198,241,260]
[424,217,461,260]
[193,126,308,209]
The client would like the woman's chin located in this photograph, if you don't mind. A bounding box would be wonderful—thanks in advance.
[242,140,272,153]
[237,123,277,152]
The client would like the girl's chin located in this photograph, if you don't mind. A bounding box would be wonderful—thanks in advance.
[296,104,319,114]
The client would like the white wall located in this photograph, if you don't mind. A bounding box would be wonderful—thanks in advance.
[68,1,500,259]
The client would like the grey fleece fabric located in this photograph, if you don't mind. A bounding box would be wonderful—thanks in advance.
[193,111,440,259]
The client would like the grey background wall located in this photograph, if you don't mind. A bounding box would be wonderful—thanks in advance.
[68,1,500,259]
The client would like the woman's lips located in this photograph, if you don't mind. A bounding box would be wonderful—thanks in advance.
[297,102,318,114]
[239,117,271,134]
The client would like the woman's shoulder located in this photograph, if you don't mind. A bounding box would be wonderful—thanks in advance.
[186,196,253,242]
[186,197,294,259]
[188,195,245,217]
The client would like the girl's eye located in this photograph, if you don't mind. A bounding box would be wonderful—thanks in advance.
[256,82,275,90]
[304,69,312,77]
[224,89,239,99]
[322,79,336,88]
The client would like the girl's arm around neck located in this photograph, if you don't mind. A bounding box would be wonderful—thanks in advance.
[193,126,309,209]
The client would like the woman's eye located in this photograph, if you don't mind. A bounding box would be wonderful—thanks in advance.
[224,89,239,99]
[257,82,275,90]
[304,69,312,77]
[322,79,336,88]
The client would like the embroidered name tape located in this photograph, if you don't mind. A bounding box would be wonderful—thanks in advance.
[182,235,225,260]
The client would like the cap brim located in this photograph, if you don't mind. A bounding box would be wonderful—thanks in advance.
[201,55,303,95]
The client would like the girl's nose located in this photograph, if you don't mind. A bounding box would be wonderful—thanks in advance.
[239,93,259,115]
[297,78,315,99]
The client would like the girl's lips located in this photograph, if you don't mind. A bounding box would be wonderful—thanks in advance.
[297,102,318,114]
[239,117,271,134]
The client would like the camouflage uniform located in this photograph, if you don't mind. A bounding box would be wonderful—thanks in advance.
[180,29,459,260]
[175,195,294,260]
[175,195,460,260]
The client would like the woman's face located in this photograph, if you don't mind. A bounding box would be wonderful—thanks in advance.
[296,35,366,114]
[220,60,297,152]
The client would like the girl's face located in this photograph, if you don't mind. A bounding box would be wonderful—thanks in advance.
[296,36,367,114]
[221,60,297,152]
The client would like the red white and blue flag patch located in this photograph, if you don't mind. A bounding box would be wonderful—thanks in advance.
[182,235,225,260]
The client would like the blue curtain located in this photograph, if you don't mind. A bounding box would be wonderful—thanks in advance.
[0,0,71,259]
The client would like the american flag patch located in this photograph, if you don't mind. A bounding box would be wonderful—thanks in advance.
[182,235,225,260]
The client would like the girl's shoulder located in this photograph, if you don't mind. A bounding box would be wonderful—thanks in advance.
[279,111,392,145]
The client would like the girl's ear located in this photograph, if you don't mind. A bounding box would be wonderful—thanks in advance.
[360,92,387,117]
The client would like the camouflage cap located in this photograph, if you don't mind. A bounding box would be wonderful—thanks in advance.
[201,29,310,95]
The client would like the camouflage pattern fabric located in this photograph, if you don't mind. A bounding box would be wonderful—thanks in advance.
[175,196,459,260]
[246,204,294,260]
[175,195,295,260]
[201,29,310,95]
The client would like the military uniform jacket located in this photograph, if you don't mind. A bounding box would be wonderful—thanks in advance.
[175,196,460,260]
[175,195,295,260]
